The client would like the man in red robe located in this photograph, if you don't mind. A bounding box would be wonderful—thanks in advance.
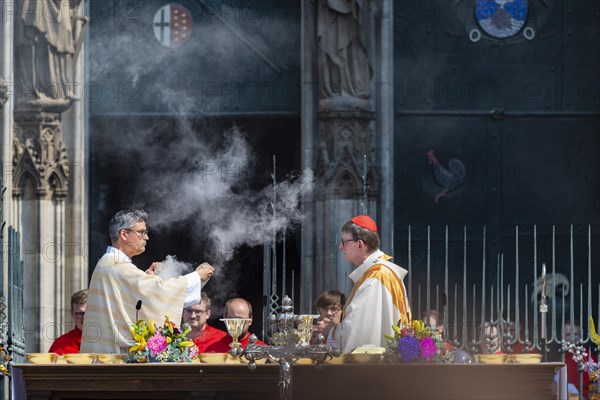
[49,289,87,354]
[182,293,227,352]
[204,298,264,352]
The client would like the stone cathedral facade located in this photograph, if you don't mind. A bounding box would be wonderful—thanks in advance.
[1,0,598,353]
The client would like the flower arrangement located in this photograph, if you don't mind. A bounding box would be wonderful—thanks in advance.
[126,316,198,363]
[384,319,448,363]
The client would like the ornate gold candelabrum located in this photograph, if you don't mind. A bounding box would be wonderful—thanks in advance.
[234,296,341,400]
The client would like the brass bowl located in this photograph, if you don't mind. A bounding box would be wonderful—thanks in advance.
[294,358,315,365]
[510,354,542,364]
[237,355,268,364]
[26,353,58,364]
[475,354,508,364]
[96,354,127,364]
[198,353,227,364]
[349,353,382,364]
[64,353,97,364]
[324,354,347,364]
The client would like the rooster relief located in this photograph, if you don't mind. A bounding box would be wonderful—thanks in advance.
[426,150,466,203]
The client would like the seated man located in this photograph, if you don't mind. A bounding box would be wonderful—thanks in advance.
[480,322,504,354]
[311,289,345,344]
[49,289,87,354]
[182,292,227,352]
[204,297,265,352]
[422,309,444,335]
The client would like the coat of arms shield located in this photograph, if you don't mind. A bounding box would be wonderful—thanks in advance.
[475,0,528,39]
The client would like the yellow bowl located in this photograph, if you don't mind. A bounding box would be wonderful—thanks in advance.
[510,354,542,364]
[96,354,127,364]
[349,353,382,364]
[26,353,58,364]
[237,355,268,364]
[64,353,97,364]
[198,353,227,364]
[294,358,315,365]
[324,354,347,364]
[475,354,508,364]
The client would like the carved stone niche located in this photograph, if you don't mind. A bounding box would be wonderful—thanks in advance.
[12,111,70,200]
[315,110,380,200]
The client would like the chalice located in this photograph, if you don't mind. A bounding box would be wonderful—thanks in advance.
[221,318,252,350]
[296,315,318,345]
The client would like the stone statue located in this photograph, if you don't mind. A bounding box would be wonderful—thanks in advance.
[15,0,86,112]
[317,0,376,110]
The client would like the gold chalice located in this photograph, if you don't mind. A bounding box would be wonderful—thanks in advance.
[297,315,318,345]
[221,318,252,349]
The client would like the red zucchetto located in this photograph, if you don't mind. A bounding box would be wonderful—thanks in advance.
[351,216,378,232]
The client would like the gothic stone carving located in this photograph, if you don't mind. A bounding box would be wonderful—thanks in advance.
[315,110,380,199]
[317,0,377,111]
[15,0,87,113]
[0,78,7,108]
[12,112,70,199]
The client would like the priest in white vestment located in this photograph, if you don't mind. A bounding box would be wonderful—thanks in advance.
[330,216,411,353]
[80,209,214,354]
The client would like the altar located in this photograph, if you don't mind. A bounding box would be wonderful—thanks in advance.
[13,362,565,400]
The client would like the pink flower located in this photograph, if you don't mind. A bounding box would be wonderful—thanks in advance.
[147,333,168,355]
[186,345,199,360]
[420,337,437,360]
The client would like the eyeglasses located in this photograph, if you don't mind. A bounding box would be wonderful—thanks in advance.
[73,312,85,318]
[125,228,149,238]
[184,309,209,316]
[319,306,341,314]
[340,238,357,246]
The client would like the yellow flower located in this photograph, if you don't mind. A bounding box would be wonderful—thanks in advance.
[590,316,600,347]
[129,340,146,352]
[179,341,194,347]
[148,320,155,335]
[411,320,425,332]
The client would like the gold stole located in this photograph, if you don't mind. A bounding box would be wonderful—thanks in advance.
[333,263,411,339]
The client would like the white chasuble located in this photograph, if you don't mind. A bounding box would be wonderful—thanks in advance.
[332,250,411,353]
[81,251,191,354]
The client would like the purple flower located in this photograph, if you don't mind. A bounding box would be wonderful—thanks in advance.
[420,337,437,360]
[398,335,420,361]
[146,333,168,355]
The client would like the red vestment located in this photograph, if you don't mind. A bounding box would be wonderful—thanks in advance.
[203,332,265,353]
[49,327,82,355]
[192,325,228,353]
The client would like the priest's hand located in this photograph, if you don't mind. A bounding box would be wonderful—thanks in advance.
[196,262,214,282]
[145,262,159,275]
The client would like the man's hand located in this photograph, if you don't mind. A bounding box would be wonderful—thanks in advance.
[196,262,214,282]
[145,262,159,275]
[313,317,335,337]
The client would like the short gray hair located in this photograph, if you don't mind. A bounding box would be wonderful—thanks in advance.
[109,209,148,242]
